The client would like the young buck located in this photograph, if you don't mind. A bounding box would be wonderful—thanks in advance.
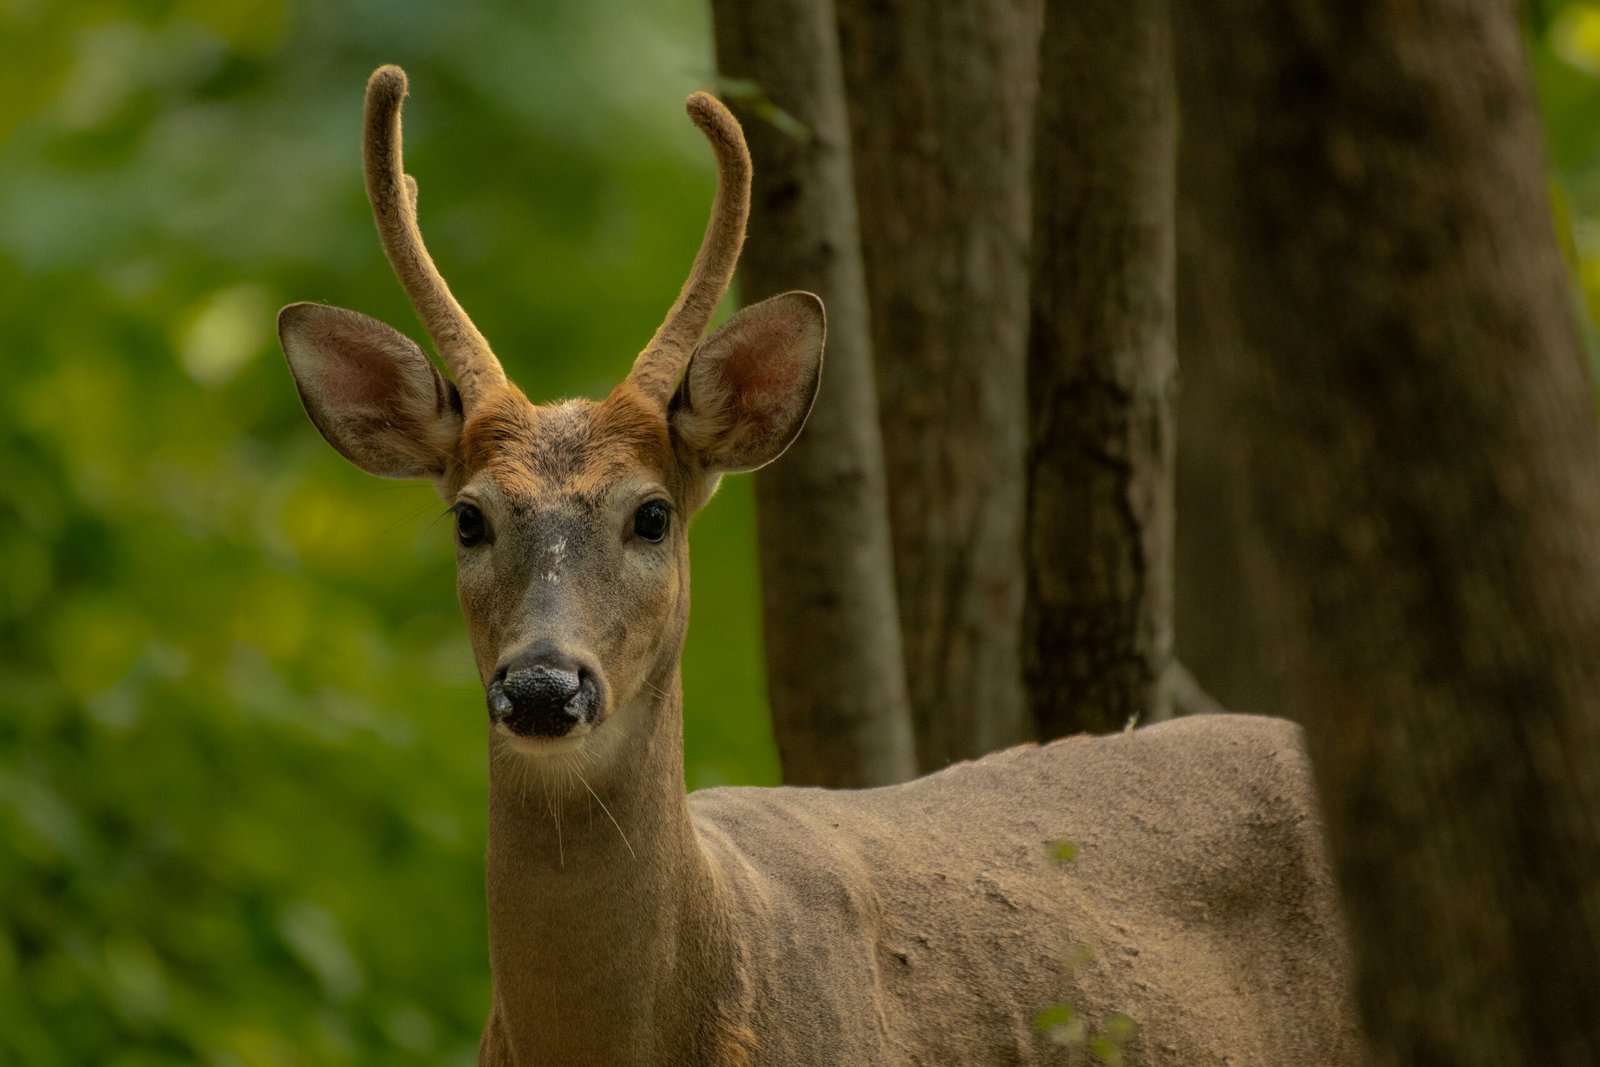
[278,66,1358,1066]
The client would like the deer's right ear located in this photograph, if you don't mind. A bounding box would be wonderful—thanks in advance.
[278,302,463,481]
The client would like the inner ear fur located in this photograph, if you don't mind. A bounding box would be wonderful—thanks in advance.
[670,291,825,474]
[279,302,463,481]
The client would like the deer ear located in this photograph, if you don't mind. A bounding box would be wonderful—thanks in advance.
[669,292,824,473]
[279,302,463,480]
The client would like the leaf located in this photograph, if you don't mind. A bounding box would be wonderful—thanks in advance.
[1089,1034,1123,1064]
[276,900,363,1002]
[1034,1003,1086,1046]
[1050,839,1080,863]
[1033,1004,1076,1032]
[713,76,813,142]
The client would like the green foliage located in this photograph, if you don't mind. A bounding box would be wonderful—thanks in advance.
[1050,839,1080,863]
[1034,1003,1137,1064]
[1534,1,1600,384]
[1036,839,1133,1063]
[713,76,810,142]
[1034,1003,1085,1043]
[0,1,777,1063]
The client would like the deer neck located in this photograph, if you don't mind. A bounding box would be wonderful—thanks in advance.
[483,668,738,1064]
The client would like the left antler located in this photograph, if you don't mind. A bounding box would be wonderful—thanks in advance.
[364,65,507,410]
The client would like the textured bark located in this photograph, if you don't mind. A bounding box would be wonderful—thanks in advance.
[1189,2,1600,1061]
[1024,0,1176,737]
[711,0,917,787]
[837,0,1039,770]
[1170,39,1279,715]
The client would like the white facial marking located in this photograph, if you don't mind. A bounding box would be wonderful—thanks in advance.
[543,537,567,584]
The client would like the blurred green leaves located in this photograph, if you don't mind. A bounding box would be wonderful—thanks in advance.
[0,0,776,1063]
[1534,1,1600,383]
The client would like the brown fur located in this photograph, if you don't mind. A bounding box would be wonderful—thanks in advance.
[456,385,677,497]
[278,68,1360,1066]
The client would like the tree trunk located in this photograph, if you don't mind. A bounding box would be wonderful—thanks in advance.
[1170,25,1279,715]
[711,0,918,787]
[1189,1,1600,1060]
[1024,0,1176,737]
[836,0,1039,770]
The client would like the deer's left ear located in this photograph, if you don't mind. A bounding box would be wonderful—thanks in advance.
[669,292,825,473]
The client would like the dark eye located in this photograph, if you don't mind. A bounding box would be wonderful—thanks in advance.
[633,500,671,543]
[455,503,488,547]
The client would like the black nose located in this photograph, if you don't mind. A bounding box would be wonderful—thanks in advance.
[487,644,600,738]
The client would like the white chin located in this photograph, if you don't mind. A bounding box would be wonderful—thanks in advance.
[494,723,591,757]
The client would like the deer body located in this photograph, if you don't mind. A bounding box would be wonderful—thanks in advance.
[278,68,1357,1067]
[479,687,1353,1066]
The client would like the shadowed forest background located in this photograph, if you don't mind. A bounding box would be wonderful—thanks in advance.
[3,1,1600,1065]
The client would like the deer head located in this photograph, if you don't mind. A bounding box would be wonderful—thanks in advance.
[279,66,823,772]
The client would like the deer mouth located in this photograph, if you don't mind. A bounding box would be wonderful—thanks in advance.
[492,718,595,756]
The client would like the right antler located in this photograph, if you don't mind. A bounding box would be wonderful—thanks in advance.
[626,92,752,408]
[364,66,507,410]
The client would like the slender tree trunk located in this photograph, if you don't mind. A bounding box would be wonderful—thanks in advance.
[1190,2,1600,1060]
[1170,34,1278,715]
[836,0,1039,770]
[711,0,917,787]
[1024,0,1176,737]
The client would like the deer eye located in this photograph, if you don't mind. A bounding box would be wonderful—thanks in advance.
[633,500,671,543]
[454,503,488,547]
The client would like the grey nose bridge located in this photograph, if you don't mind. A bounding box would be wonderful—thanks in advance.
[515,507,596,617]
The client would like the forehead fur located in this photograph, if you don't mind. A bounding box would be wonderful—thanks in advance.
[455,382,675,499]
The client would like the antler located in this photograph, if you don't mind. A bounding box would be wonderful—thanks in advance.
[364,66,507,409]
[627,92,752,407]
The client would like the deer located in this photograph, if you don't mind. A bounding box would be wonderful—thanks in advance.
[276,65,1359,1066]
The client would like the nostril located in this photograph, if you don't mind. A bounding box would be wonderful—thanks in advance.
[487,683,514,722]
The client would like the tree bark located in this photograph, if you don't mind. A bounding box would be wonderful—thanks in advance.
[1170,36,1279,715]
[711,0,918,787]
[1024,0,1176,737]
[837,0,1039,770]
[1189,2,1600,1061]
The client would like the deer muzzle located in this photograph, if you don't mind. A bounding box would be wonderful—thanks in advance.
[487,643,603,739]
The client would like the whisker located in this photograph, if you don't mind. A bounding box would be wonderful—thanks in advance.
[378,496,444,539]
[359,482,432,493]
[546,771,564,869]
[574,766,635,860]
[575,746,601,777]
